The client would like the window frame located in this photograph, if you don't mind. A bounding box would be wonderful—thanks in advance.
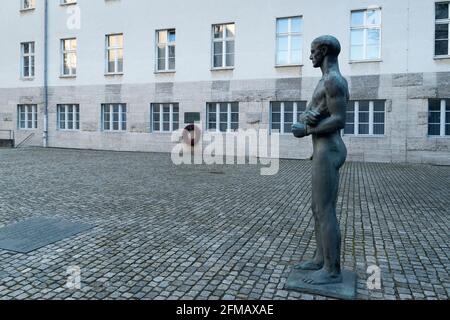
[101,103,127,132]
[155,29,176,73]
[60,0,77,6]
[150,103,180,133]
[270,101,307,134]
[211,23,235,70]
[17,104,38,130]
[428,99,450,137]
[206,102,239,133]
[20,42,35,79]
[21,0,35,11]
[343,100,386,136]
[434,1,450,58]
[61,38,77,77]
[349,8,382,62]
[275,16,303,67]
[105,34,124,75]
[57,104,80,131]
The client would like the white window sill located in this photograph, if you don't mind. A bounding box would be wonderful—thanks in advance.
[20,8,35,13]
[272,132,295,135]
[343,134,386,138]
[18,128,37,131]
[60,2,77,7]
[60,75,77,79]
[427,135,450,138]
[155,70,176,74]
[102,130,127,133]
[105,73,124,77]
[434,55,450,60]
[211,67,234,71]
[349,59,382,64]
[205,130,240,134]
[58,129,80,132]
[151,131,176,134]
[275,64,303,68]
[20,77,35,81]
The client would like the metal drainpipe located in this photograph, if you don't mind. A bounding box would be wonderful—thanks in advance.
[405,0,410,163]
[43,0,49,147]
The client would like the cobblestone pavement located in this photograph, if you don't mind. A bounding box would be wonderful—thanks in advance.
[0,147,448,300]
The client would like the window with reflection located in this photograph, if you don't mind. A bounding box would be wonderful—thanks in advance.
[21,42,35,78]
[428,99,450,136]
[207,102,239,132]
[61,38,77,76]
[270,101,307,133]
[344,100,385,136]
[58,104,80,130]
[435,2,450,56]
[212,24,235,68]
[350,9,381,61]
[151,103,179,132]
[18,105,38,129]
[276,16,303,66]
[156,29,176,72]
[21,0,35,10]
[106,34,123,74]
[102,104,126,131]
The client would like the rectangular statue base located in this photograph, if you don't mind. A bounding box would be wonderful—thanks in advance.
[285,268,357,300]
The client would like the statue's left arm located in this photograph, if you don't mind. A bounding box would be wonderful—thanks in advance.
[307,79,347,135]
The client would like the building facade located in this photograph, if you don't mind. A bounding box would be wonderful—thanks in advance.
[0,0,449,164]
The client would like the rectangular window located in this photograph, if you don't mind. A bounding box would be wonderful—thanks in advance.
[344,100,385,136]
[57,104,80,130]
[212,23,235,69]
[21,0,35,10]
[428,99,450,136]
[18,105,37,129]
[21,42,35,78]
[270,101,307,133]
[156,29,176,72]
[350,8,381,61]
[151,103,179,132]
[101,104,126,131]
[207,102,239,132]
[106,34,123,74]
[435,2,450,56]
[61,38,77,76]
[276,16,303,66]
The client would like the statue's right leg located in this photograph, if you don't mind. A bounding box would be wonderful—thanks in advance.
[294,208,324,270]
[303,150,343,285]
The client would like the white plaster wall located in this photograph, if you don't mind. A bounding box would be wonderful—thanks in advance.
[1,0,449,89]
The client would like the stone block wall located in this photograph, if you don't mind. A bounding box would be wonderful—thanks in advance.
[0,72,449,164]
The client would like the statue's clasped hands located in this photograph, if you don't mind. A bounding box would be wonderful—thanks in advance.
[292,110,321,138]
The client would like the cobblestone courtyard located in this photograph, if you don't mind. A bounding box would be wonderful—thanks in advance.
[0,148,448,300]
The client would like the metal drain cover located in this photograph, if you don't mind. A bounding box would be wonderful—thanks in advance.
[0,217,94,253]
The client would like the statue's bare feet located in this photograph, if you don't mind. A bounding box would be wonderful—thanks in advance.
[303,268,342,285]
[294,260,323,270]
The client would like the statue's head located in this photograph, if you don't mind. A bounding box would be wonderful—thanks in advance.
[310,35,341,68]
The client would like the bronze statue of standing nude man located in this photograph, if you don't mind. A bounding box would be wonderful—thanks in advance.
[291,35,349,286]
